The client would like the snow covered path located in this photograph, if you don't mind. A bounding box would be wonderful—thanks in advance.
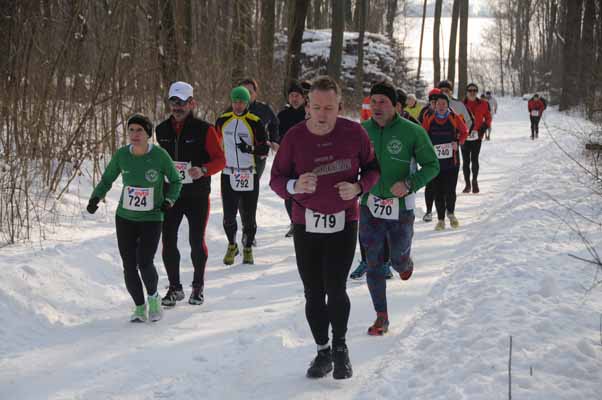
[1,98,600,399]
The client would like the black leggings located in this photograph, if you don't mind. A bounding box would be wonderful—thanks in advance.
[461,140,482,184]
[116,215,162,306]
[293,221,357,347]
[530,116,541,137]
[162,195,210,289]
[222,173,260,247]
[424,181,435,213]
[432,167,460,220]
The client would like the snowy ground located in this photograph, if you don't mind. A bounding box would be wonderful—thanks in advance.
[1,98,601,399]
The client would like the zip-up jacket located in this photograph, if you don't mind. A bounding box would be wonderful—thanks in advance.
[360,113,439,211]
[528,99,545,117]
[215,111,269,175]
[463,98,492,140]
[449,97,474,131]
[422,111,469,171]
[91,144,182,222]
[277,104,306,141]
[156,114,226,198]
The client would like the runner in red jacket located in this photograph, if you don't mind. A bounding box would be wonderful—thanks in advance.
[528,94,546,140]
[462,83,492,194]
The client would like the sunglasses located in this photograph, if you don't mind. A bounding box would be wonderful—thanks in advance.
[168,97,191,107]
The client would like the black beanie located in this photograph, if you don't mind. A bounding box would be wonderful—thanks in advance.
[288,80,304,95]
[127,114,153,138]
[396,88,408,108]
[370,82,397,106]
[437,80,453,90]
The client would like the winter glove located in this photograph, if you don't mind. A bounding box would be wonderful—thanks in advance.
[160,200,172,213]
[86,197,100,214]
[236,138,254,154]
[478,124,488,135]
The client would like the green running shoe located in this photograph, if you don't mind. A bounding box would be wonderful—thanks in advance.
[148,293,162,322]
[223,243,239,265]
[130,304,147,323]
[242,246,254,264]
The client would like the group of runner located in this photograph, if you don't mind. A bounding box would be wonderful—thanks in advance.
[87,75,496,380]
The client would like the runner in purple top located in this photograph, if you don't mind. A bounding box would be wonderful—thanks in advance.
[270,76,380,380]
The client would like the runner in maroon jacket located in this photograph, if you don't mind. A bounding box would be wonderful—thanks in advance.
[528,94,546,139]
[270,76,379,380]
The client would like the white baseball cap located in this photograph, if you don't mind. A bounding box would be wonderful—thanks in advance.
[168,81,193,100]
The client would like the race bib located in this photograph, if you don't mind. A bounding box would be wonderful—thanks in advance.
[123,186,154,211]
[230,170,254,192]
[434,142,453,159]
[531,110,539,117]
[174,162,193,184]
[367,194,399,220]
[467,130,479,141]
[305,209,345,234]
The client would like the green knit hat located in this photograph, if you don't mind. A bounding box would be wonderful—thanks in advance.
[230,86,251,104]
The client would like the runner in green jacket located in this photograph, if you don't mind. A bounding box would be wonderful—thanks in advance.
[358,82,439,335]
[87,114,182,322]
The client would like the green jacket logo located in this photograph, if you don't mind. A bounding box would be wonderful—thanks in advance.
[145,169,159,183]
[387,139,402,154]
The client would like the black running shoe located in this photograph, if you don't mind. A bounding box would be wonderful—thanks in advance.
[188,287,204,305]
[332,345,353,380]
[161,286,185,307]
[306,348,333,378]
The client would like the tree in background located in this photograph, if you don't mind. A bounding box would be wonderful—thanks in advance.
[433,0,443,85]
[327,0,345,81]
[457,0,469,98]
[447,0,460,87]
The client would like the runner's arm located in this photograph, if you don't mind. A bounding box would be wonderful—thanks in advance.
[203,125,226,175]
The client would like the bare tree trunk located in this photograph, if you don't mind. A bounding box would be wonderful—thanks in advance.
[285,0,310,85]
[433,0,443,84]
[232,0,252,84]
[560,0,584,110]
[416,0,428,84]
[345,0,354,29]
[496,11,505,96]
[458,0,469,99]
[355,0,367,102]
[327,0,345,81]
[447,0,460,85]
[581,0,596,115]
[386,0,398,39]
[260,0,276,84]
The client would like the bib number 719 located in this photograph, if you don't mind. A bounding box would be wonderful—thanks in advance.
[305,209,345,233]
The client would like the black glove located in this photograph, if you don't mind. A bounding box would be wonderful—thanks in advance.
[160,200,172,212]
[236,138,253,154]
[478,124,488,135]
[86,197,100,214]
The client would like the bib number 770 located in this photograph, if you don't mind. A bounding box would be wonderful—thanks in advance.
[305,209,345,233]
[367,194,399,220]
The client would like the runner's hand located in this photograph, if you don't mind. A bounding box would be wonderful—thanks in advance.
[295,173,317,194]
[160,200,172,212]
[390,181,409,197]
[189,167,204,179]
[335,182,361,201]
[86,197,100,214]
